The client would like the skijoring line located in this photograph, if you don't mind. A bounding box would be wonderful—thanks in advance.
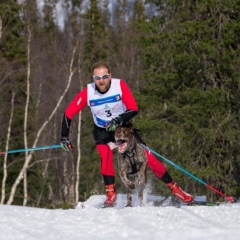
[0,144,61,155]
[141,144,234,202]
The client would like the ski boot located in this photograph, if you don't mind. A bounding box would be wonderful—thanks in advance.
[167,181,193,203]
[104,184,117,207]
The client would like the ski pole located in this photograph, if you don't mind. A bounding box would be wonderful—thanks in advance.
[0,144,61,155]
[141,144,234,202]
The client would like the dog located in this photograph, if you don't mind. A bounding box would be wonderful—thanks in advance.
[114,122,147,207]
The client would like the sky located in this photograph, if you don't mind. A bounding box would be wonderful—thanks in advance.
[1,193,240,240]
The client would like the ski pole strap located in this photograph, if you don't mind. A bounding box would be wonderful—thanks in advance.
[0,144,61,155]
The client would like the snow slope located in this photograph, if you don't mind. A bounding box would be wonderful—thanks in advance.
[0,194,239,240]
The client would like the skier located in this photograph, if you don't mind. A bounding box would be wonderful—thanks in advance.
[60,61,193,207]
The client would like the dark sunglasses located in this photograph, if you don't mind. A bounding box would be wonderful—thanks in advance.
[93,74,110,80]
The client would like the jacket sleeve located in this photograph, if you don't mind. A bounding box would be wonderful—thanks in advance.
[119,80,138,123]
[65,87,88,119]
[61,114,72,137]
[61,87,88,138]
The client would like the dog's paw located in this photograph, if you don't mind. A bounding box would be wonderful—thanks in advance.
[128,183,136,189]
[125,203,132,207]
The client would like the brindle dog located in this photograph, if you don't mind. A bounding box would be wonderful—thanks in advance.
[114,123,147,207]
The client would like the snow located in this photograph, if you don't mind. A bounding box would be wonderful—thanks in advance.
[1,193,240,240]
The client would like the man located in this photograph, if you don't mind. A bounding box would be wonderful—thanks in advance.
[60,61,193,207]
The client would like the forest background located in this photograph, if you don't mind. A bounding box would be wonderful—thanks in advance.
[0,0,240,209]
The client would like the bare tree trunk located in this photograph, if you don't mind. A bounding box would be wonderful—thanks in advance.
[7,43,78,205]
[36,157,50,207]
[1,91,15,204]
[62,160,68,198]
[0,17,2,41]
[23,171,27,205]
[23,25,31,206]
[75,52,83,207]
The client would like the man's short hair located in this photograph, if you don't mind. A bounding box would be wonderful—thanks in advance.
[92,61,110,73]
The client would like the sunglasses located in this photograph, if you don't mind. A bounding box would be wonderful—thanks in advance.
[93,74,110,80]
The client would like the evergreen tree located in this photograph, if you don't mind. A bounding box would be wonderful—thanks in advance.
[136,0,240,200]
[0,0,28,204]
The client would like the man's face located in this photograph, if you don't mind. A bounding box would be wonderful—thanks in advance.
[93,67,111,92]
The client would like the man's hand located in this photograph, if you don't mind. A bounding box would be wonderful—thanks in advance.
[106,116,123,132]
[60,137,73,151]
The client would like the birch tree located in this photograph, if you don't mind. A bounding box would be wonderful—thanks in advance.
[1,91,15,204]
[0,16,2,41]
[22,25,31,206]
[75,43,84,207]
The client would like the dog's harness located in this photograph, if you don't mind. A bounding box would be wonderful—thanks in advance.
[123,141,141,174]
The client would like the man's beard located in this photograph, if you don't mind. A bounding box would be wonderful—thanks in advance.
[96,82,111,93]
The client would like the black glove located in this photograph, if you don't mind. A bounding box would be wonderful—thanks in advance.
[60,137,73,151]
[106,116,123,132]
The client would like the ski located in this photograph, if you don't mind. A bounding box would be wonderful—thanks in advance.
[79,203,116,209]
[187,200,220,206]
[100,204,116,209]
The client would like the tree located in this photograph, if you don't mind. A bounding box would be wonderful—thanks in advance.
[0,0,28,204]
[136,0,240,200]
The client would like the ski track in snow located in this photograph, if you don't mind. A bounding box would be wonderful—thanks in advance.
[180,206,226,228]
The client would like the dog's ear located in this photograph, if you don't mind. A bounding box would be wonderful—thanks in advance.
[126,121,134,128]
[122,121,133,128]
[130,126,134,133]
[129,123,134,133]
